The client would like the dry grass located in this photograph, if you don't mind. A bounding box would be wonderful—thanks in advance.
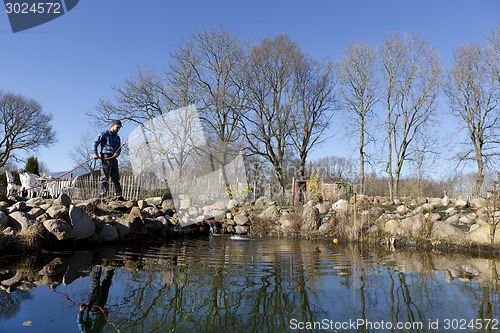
[331,209,371,241]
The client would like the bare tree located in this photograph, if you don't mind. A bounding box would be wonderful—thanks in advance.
[337,41,378,193]
[292,57,336,180]
[487,27,500,85]
[445,42,500,190]
[242,34,301,196]
[0,91,56,168]
[380,32,442,199]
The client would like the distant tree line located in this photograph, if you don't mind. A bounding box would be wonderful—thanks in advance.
[84,25,499,200]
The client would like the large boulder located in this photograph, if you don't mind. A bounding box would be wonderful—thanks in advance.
[469,225,500,245]
[143,206,162,217]
[0,211,8,229]
[431,222,465,239]
[234,215,250,226]
[399,214,424,236]
[259,205,280,220]
[470,198,487,208]
[332,199,350,212]
[445,215,460,225]
[455,199,469,208]
[128,207,147,235]
[69,206,95,240]
[55,193,72,207]
[25,207,45,220]
[26,197,45,206]
[396,205,409,214]
[254,196,271,208]
[43,219,74,240]
[114,220,131,236]
[7,211,34,232]
[369,206,385,218]
[234,225,249,234]
[301,206,321,231]
[100,224,119,241]
[46,205,69,219]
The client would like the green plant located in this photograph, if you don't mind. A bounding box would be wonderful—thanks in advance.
[225,185,253,202]
[308,168,324,203]
[25,156,40,176]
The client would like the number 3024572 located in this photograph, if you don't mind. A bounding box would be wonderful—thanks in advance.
[5,2,62,14]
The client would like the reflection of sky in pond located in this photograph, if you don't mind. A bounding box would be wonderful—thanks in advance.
[0,238,499,332]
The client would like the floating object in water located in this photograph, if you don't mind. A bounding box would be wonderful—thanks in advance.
[333,238,338,244]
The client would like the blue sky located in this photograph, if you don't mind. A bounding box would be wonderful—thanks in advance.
[0,0,499,175]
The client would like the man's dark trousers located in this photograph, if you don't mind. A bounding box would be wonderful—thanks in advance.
[100,154,122,197]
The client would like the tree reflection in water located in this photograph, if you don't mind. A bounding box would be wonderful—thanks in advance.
[0,238,499,333]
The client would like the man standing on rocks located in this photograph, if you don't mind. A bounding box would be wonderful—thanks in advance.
[93,120,124,201]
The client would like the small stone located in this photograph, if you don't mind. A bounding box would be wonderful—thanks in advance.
[55,193,72,207]
[235,225,248,234]
[234,215,249,226]
[46,205,69,219]
[43,219,74,240]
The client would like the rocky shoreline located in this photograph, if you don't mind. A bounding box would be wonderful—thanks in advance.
[0,193,499,255]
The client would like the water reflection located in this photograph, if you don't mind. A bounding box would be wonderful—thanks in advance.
[0,238,499,332]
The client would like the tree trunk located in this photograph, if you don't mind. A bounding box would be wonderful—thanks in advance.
[359,118,365,194]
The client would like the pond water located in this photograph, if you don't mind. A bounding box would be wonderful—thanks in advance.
[0,236,499,333]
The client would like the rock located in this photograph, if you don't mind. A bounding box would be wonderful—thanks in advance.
[108,201,128,211]
[469,224,480,232]
[422,203,435,212]
[254,196,270,208]
[469,225,500,244]
[137,200,147,210]
[332,199,351,212]
[188,207,199,216]
[155,216,169,226]
[318,223,333,234]
[369,207,385,218]
[385,220,399,228]
[75,200,98,212]
[39,203,52,211]
[143,206,162,217]
[69,206,95,240]
[234,215,250,226]
[36,213,50,223]
[445,215,460,225]
[424,213,441,222]
[145,197,163,206]
[211,201,226,211]
[393,199,402,205]
[161,199,175,210]
[55,193,72,207]
[301,206,321,231]
[446,207,458,216]
[384,225,402,235]
[26,197,45,206]
[396,205,409,214]
[11,202,27,211]
[259,205,280,220]
[7,211,34,231]
[476,219,488,226]
[315,203,328,214]
[46,205,69,219]
[458,217,472,225]
[441,195,450,206]
[208,209,226,219]
[25,207,45,220]
[111,220,129,237]
[235,225,248,234]
[280,219,294,233]
[399,214,424,236]
[431,222,465,239]
[43,219,74,240]
[455,199,468,208]
[470,198,487,208]
[0,211,8,229]
[0,201,10,212]
[100,224,119,241]
[128,207,147,235]
[227,199,237,211]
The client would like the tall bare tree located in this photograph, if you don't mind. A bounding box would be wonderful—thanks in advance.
[242,34,301,196]
[380,32,442,199]
[0,91,56,168]
[445,42,500,190]
[292,57,336,180]
[337,41,378,193]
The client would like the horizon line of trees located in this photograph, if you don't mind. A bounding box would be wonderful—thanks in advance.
[85,25,498,200]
